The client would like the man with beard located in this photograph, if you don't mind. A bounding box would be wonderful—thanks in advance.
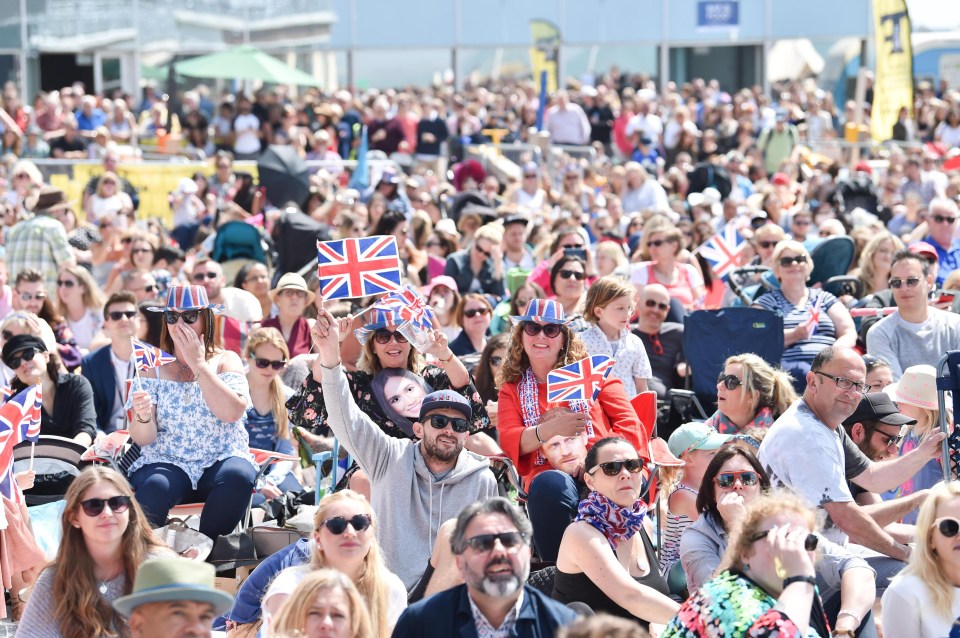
[392,498,577,637]
[311,307,498,591]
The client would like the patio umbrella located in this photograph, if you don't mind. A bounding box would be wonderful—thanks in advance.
[175,45,318,86]
[257,145,311,208]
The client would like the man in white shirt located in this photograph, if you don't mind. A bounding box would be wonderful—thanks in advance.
[544,91,591,146]
[625,98,663,148]
[231,95,261,160]
[501,215,535,271]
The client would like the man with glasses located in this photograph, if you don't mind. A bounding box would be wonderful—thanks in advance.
[190,258,261,323]
[81,291,142,435]
[122,269,159,303]
[444,223,506,298]
[633,284,685,402]
[310,307,498,591]
[866,251,960,381]
[759,346,946,591]
[393,497,576,637]
[920,197,960,285]
[511,162,548,214]
[501,215,535,271]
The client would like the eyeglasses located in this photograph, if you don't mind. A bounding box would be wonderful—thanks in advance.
[463,531,527,553]
[933,215,957,224]
[57,279,76,288]
[463,307,490,319]
[373,329,408,345]
[428,414,471,433]
[714,470,760,488]
[779,255,808,267]
[321,514,372,535]
[750,528,819,551]
[192,272,220,281]
[18,292,46,302]
[756,240,778,249]
[5,347,39,369]
[523,173,537,179]
[280,289,307,299]
[254,357,286,370]
[164,310,201,325]
[888,277,922,289]
[107,310,138,321]
[793,219,812,227]
[934,517,960,538]
[425,241,443,248]
[522,322,563,338]
[490,356,503,367]
[873,429,905,448]
[644,299,669,311]
[814,370,871,394]
[131,248,152,255]
[648,239,676,247]
[717,374,743,390]
[79,495,132,517]
[558,269,586,281]
[588,458,645,476]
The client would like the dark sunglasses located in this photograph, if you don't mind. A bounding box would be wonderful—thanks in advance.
[108,310,138,321]
[5,347,39,369]
[935,517,960,538]
[644,299,669,311]
[718,374,743,390]
[131,247,153,255]
[192,272,220,281]
[464,307,490,318]
[648,238,676,247]
[562,243,584,250]
[490,356,504,367]
[373,329,408,345]
[57,279,77,288]
[322,514,372,535]
[873,429,905,448]
[756,240,778,249]
[428,414,471,433]
[558,269,586,281]
[164,310,201,325]
[888,277,921,289]
[522,322,563,338]
[474,245,492,258]
[254,357,286,370]
[750,528,819,552]
[933,215,957,224]
[141,284,157,293]
[715,470,760,488]
[463,531,527,552]
[121,237,133,244]
[793,219,811,226]
[80,495,132,517]
[779,255,808,267]
[588,458,645,476]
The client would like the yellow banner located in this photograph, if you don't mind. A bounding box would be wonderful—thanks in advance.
[872,0,914,142]
[530,20,560,95]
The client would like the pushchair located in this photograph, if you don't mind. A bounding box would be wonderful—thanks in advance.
[936,351,960,482]
[12,436,88,505]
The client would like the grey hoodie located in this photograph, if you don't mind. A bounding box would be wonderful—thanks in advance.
[321,364,498,590]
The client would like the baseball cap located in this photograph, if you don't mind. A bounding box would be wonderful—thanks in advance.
[419,389,472,422]
[843,392,916,428]
[667,422,731,458]
[909,241,939,263]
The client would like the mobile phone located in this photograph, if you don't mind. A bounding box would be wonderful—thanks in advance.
[936,293,956,305]
[564,248,587,261]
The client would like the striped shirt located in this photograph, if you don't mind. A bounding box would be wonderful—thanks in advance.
[754,288,838,366]
[659,483,698,575]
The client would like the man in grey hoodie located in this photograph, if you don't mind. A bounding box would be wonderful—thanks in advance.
[310,307,499,591]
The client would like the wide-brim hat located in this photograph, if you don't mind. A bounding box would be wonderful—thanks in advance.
[354,308,404,346]
[883,364,941,411]
[113,557,233,616]
[147,284,223,314]
[27,185,74,215]
[510,299,569,325]
[269,272,316,306]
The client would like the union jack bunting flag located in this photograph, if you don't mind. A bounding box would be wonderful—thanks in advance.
[132,339,177,371]
[0,385,42,500]
[547,355,615,403]
[806,292,824,336]
[373,286,435,326]
[316,236,402,300]
[696,225,747,281]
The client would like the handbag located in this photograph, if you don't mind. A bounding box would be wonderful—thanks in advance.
[154,518,214,561]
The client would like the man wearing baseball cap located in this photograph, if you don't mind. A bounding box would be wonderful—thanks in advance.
[113,556,233,638]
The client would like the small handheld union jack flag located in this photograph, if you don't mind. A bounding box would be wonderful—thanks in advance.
[373,285,434,325]
[132,339,177,371]
[547,356,615,403]
[0,385,42,500]
[806,292,824,336]
[317,236,403,300]
[696,225,747,281]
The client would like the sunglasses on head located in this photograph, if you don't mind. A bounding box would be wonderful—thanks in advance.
[718,374,743,390]
[164,310,201,325]
[192,272,219,281]
[935,517,960,538]
[588,458,645,476]
[321,514,372,535]
[714,470,760,488]
[373,329,407,345]
[5,347,39,369]
[522,322,563,338]
[750,528,819,552]
[463,531,527,552]
[428,414,471,433]
[464,307,490,318]
[644,299,669,311]
[80,495,132,517]
[108,310,138,321]
[888,276,921,289]
[558,269,586,281]
[57,279,77,288]
[254,357,286,370]
[779,255,808,267]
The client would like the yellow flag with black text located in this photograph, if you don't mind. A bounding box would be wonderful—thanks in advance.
[872,0,914,142]
[530,20,560,95]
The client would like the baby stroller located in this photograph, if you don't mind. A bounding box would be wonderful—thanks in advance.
[12,436,88,505]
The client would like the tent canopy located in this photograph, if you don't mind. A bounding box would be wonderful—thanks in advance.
[767,39,825,82]
[175,45,318,86]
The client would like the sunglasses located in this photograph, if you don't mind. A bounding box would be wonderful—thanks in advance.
[80,495,132,517]
[888,277,921,289]
[192,272,219,281]
[254,357,286,370]
[756,240,778,249]
[464,307,490,318]
[474,245,492,258]
[933,215,957,224]
[121,237,133,244]
[648,239,676,247]
[779,255,808,267]
[588,458,645,476]
[522,322,563,338]
[18,292,46,302]
[561,243,585,250]
[164,310,201,325]
[558,269,586,281]
[5,347,39,369]
[139,284,157,294]
[281,289,307,299]
[718,374,743,390]
[321,514,372,535]
[873,429,905,448]
[714,470,760,488]
[428,414,471,433]
[523,173,537,178]
[793,219,811,227]
[490,356,504,367]
[463,531,527,552]
[57,279,77,288]
[644,299,669,311]
[373,329,408,345]
[750,528,819,552]
[935,517,960,538]
[131,248,152,255]
[425,241,443,248]
[108,310,138,321]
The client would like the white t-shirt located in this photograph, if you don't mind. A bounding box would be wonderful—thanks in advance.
[882,573,960,638]
[233,113,261,155]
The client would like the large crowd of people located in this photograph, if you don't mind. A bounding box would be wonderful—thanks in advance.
[0,65,959,637]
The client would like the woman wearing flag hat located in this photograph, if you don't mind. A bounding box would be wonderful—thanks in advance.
[126,284,257,541]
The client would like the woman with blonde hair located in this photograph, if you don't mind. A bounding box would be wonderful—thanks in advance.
[56,263,107,351]
[705,353,798,434]
[629,218,705,311]
[269,569,374,638]
[17,466,168,637]
[86,170,134,229]
[882,481,960,637]
[854,231,904,297]
[594,241,628,278]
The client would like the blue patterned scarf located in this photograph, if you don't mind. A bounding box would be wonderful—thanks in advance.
[574,490,647,549]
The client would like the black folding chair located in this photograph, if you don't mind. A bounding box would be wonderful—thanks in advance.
[935,352,960,481]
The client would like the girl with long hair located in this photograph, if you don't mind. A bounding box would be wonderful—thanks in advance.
[57,263,107,351]
[854,232,904,297]
[268,569,374,638]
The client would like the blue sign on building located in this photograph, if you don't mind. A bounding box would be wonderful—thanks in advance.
[697,1,739,29]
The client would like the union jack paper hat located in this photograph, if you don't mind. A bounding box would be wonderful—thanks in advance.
[354,308,404,346]
[510,299,569,325]
[148,284,224,314]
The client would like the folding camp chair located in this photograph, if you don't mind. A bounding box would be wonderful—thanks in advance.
[13,436,89,505]
[935,351,960,481]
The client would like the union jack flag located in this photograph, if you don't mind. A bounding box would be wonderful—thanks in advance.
[547,356,615,403]
[132,339,177,371]
[696,225,747,281]
[806,292,824,336]
[0,385,42,500]
[373,286,435,326]
[0,387,11,402]
[316,236,402,300]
